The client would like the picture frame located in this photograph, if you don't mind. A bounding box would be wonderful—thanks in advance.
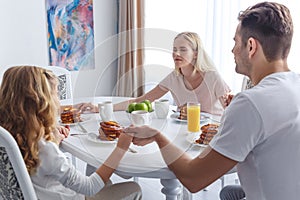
[45,0,95,71]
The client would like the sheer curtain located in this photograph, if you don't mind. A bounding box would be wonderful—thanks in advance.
[145,0,300,94]
[116,0,145,97]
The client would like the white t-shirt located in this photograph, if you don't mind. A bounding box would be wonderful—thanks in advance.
[159,70,230,115]
[31,140,104,200]
[210,72,300,200]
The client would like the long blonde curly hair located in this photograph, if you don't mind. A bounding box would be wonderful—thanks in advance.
[0,66,60,175]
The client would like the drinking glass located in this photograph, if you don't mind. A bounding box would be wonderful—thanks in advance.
[187,102,201,132]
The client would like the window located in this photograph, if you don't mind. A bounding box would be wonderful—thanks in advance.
[145,0,300,93]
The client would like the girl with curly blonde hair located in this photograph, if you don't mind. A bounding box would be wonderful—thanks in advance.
[0,66,141,200]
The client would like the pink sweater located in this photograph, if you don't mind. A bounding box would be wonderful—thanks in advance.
[159,70,230,115]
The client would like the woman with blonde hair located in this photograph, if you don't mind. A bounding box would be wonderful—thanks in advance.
[0,66,141,200]
[78,32,231,115]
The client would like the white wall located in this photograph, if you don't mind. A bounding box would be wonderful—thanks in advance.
[0,0,118,97]
[0,0,48,68]
[73,0,119,97]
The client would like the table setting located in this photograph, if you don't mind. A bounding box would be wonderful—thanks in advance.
[59,96,222,200]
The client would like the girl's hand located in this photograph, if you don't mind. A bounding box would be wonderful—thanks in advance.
[116,133,133,151]
[57,125,70,138]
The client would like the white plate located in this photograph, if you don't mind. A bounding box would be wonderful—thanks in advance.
[86,132,117,144]
[59,116,92,126]
[186,132,208,148]
[170,112,211,123]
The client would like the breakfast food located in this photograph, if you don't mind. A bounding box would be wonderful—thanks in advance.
[60,107,82,124]
[195,123,219,145]
[99,121,123,141]
[178,105,187,120]
[127,99,153,113]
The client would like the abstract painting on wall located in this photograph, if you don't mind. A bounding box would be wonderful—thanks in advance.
[45,0,95,71]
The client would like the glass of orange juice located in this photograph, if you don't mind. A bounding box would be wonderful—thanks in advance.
[187,102,201,132]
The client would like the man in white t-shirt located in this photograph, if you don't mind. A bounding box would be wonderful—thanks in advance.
[124,2,300,200]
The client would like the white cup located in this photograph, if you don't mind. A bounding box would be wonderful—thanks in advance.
[130,110,152,126]
[155,99,169,119]
[98,101,113,121]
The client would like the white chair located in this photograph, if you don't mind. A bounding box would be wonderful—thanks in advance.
[0,126,38,200]
[241,76,253,91]
[44,66,73,100]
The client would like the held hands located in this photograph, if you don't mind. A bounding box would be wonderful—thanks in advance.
[124,125,160,146]
[73,102,99,113]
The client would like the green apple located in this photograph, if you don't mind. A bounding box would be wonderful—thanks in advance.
[134,102,148,111]
[142,99,153,112]
[127,102,136,113]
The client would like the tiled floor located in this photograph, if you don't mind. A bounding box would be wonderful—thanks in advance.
[75,158,239,200]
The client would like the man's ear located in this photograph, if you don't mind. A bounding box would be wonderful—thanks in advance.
[248,37,257,58]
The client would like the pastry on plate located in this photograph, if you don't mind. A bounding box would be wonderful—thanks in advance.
[60,107,82,124]
[99,121,123,141]
[195,123,219,145]
[178,105,187,120]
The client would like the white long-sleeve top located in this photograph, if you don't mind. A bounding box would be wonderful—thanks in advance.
[31,139,104,200]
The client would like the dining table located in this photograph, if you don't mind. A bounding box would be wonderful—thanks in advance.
[60,96,222,200]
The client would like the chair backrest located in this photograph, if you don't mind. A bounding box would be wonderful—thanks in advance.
[0,126,37,200]
[241,76,254,91]
[44,66,73,100]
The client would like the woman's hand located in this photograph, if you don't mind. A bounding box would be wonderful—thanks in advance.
[178,103,187,112]
[220,93,234,107]
[224,94,234,106]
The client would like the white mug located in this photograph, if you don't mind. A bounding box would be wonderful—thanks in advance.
[98,101,113,122]
[130,110,152,126]
[155,99,169,119]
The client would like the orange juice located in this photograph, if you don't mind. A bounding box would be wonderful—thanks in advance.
[187,103,200,132]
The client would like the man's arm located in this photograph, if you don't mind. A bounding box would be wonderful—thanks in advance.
[130,127,237,193]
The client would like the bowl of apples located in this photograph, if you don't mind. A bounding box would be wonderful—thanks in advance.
[126,100,155,123]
